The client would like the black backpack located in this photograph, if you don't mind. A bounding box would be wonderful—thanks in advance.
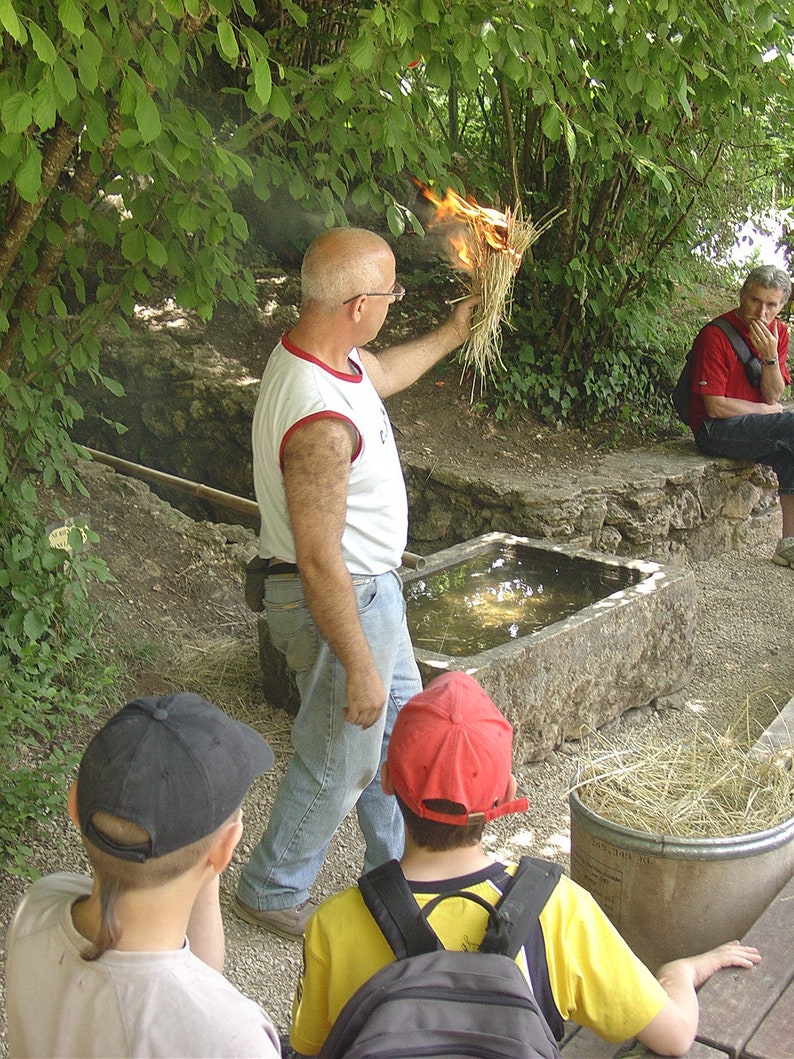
[672,316,762,425]
[318,857,564,1059]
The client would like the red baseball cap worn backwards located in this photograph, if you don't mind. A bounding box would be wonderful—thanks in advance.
[388,671,529,826]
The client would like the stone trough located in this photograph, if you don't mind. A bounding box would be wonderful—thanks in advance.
[257,532,697,761]
[400,532,697,761]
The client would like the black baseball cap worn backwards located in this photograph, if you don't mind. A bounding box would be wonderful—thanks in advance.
[77,692,274,862]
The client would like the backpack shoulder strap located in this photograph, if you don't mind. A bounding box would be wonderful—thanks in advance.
[708,316,754,365]
[482,856,563,959]
[484,857,565,1043]
[360,856,563,962]
[358,859,442,959]
[708,316,762,387]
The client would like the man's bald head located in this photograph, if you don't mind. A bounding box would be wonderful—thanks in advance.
[301,228,394,308]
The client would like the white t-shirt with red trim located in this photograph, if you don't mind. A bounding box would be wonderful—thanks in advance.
[252,334,408,574]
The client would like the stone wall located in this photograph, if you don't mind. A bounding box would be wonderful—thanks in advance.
[73,327,782,563]
[75,326,261,527]
[404,444,780,564]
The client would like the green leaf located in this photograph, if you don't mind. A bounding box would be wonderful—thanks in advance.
[135,89,161,144]
[120,227,147,263]
[53,58,77,104]
[645,78,665,110]
[178,201,201,231]
[230,212,248,240]
[562,114,576,163]
[756,4,774,32]
[2,92,32,134]
[77,32,103,93]
[145,232,168,267]
[58,0,84,37]
[423,52,450,91]
[626,65,645,96]
[333,68,352,102]
[541,105,562,142]
[32,82,57,130]
[51,290,68,317]
[386,203,405,236]
[0,0,24,42]
[100,375,125,397]
[253,56,272,105]
[23,608,48,641]
[267,85,291,121]
[29,22,57,64]
[349,30,375,72]
[675,70,692,117]
[420,0,440,24]
[217,19,239,63]
[281,0,308,28]
[139,39,167,89]
[14,149,42,203]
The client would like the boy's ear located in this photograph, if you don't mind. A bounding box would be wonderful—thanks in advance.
[503,774,518,803]
[206,814,243,874]
[66,782,80,828]
[381,762,396,795]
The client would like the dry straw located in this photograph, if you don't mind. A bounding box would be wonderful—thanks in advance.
[572,709,793,840]
[164,633,293,754]
[418,183,562,395]
[445,201,562,395]
[462,206,557,387]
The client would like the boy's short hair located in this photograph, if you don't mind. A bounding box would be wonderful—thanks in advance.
[395,793,486,851]
[77,692,274,862]
[388,672,528,826]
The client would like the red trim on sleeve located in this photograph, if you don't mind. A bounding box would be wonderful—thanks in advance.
[278,412,363,471]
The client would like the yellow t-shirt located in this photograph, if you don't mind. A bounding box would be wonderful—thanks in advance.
[290,863,667,1055]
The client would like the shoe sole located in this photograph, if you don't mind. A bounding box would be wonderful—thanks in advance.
[231,897,307,940]
[772,554,794,567]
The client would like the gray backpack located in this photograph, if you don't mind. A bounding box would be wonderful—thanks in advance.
[318,857,563,1059]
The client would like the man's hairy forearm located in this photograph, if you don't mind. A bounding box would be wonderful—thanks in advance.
[299,555,374,675]
[297,555,387,727]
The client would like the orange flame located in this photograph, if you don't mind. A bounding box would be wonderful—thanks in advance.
[415,181,519,274]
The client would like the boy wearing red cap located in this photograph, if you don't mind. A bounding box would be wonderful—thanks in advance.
[289,672,760,1057]
[5,692,281,1059]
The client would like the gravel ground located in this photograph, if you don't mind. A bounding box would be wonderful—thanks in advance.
[1,540,792,1052]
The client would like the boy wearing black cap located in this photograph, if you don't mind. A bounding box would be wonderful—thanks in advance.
[289,671,760,1057]
[5,692,281,1058]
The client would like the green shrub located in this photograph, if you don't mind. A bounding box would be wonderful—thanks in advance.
[0,503,117,877]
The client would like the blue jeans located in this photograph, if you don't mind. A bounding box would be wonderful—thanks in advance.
[696,411,794,494]
[238,570,421,910]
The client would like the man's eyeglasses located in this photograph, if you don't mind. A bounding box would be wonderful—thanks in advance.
[342,283,406,305]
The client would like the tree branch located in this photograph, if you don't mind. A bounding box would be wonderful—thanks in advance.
[0,121,81,291]
[0,110,124,372]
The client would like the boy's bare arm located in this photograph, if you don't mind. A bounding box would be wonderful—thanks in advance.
[636,940,761,1056]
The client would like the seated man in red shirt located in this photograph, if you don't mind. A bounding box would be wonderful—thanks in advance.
[687,264,792,567]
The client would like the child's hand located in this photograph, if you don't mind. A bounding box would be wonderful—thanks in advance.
[661,940,762,991]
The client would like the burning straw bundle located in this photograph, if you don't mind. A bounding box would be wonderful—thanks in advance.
[419,185,561,391]
[572,723,793,840]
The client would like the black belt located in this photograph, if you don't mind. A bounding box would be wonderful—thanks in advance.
[268,561,299,575]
